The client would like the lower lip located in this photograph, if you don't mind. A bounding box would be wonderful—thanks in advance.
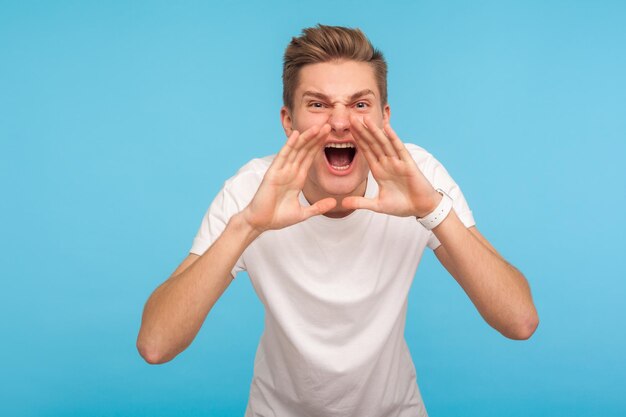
[324,152,357,176]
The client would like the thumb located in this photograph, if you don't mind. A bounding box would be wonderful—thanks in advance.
[341,196,379,212]
[302,197,337,219]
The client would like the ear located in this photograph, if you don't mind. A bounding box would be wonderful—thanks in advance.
[280,106,293,136]
[383,104,391,123]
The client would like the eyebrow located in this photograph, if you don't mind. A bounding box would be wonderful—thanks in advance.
[301,89,377,102]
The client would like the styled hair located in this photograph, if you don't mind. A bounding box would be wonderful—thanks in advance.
[282,24,388,110]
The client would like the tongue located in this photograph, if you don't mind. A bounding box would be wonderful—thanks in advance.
[326,148,352,167]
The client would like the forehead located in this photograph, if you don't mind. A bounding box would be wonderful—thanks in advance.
[295,60,379,100]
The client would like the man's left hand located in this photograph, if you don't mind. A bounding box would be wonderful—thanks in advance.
[342,116,442,218]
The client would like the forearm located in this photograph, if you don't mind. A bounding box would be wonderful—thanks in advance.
[433,210,538,339]
[137,212,260,364]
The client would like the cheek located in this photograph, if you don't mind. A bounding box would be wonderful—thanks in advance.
[355,151,370,172]
[313,148,327,167]
[351,113,366,125]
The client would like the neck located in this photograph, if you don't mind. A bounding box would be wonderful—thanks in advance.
[302,177,368,218]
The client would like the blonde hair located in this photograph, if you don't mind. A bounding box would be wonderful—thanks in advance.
[282,24,388,110]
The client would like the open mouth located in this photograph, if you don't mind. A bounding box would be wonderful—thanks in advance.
[324,142,357,171]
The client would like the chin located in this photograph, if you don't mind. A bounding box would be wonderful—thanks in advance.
[310,159,369,198]
[320,174,366,197]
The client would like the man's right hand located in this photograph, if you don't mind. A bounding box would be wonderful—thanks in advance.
[241,124,337,233]
[137,124,336,364]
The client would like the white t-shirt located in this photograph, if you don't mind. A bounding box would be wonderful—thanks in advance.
[191,144,475,417]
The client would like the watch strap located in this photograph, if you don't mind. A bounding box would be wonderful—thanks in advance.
[417,189,453,230]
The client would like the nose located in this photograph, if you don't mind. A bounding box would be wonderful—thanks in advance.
[328,106,350,136]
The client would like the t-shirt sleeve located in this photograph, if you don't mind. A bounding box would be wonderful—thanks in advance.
[406,144,476,250]
[189,158,270,277]
[189,185,247,278]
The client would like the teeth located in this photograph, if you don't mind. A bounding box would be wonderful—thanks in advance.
[325,143,355,149]
[331,164,350,170]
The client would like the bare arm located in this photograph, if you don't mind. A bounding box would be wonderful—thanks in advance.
[433,218,538,339]
[136,213,260,364]
[136,124,335,364]
[344,116,538,340]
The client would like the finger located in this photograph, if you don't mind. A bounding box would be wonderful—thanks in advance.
[302,197,337,219]
[349,121,381,170]
[383,122,411,161]
[287,124,321,164]
[350,115,387,160]
[364,116,400,159]
[296,124,330,167]
[304,123,331,152]
[341,196,380,212]
[290,123,328,165]
[299,143,323,178]
[355,134,381,171]
[274,130,300,168]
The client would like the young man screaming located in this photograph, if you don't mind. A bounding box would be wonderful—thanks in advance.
[137,25,539,417]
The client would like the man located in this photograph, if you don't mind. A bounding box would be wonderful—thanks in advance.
[137,25,539,416]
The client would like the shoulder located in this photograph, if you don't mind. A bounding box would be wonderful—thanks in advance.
[404,142,476,230]
[403,143,438,172]
[220,155,274,201]
[403,142,456,186]
[404,142,432,160]
[227,155,274,184]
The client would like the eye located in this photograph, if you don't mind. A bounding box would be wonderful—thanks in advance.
[355,101,369,109]
[308,101,325,109]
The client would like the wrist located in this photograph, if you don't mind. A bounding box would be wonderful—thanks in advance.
[415,190,443,218]
[416,189,453,231]
[232,210,264,242]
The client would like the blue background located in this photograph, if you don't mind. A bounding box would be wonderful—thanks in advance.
[1,1,625,416]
